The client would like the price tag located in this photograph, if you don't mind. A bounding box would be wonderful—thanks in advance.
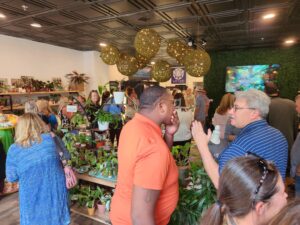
[66,105,77,113]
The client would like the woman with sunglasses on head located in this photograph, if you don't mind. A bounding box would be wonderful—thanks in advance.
[200,155,287,225]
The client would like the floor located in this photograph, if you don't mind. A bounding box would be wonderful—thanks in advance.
[0,193,104,225]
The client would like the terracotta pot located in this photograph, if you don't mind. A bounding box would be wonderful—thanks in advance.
[87,207,95,216]
[96,141,105,148]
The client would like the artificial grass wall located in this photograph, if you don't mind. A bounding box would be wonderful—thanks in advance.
[204,45,300,118]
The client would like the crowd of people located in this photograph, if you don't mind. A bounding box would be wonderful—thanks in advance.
[0,83,299,225]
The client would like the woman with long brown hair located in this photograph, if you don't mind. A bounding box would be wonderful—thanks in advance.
[200,156,287,225]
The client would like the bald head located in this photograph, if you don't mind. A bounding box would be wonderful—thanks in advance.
[139,86,168,110]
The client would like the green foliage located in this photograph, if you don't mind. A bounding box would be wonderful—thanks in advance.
[171,143,191,167]
[205,46,300,119]
[169,162,216,225]
[98,83,109,95]
[95,109,119,123]
[65,71,89,85]
[71,113,87,127]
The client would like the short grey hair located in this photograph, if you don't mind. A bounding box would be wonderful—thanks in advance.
[235,89,270,118]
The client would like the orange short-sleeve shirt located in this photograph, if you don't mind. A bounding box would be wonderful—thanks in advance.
[110,113,179,225]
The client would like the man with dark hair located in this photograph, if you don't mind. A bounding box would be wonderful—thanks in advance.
[265,82,298,161]
[110,86,180,225]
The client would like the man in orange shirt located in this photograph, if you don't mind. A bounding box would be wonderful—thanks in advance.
[110,86,179,225]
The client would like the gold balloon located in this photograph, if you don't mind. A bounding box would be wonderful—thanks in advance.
[134,28,161,59]
[151,60,172,82]
[116,54,139,76]
[167,39,188,64]
[183,49,211,77]
[136,53,150,69]
[100,45,120,65]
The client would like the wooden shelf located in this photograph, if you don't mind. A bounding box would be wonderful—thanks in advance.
[2,103,59,111]
[75,172,116,188]
[0,90,80,96]
[71,205,111,225]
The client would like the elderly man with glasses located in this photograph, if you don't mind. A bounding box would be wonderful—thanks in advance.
[192,89,288,189]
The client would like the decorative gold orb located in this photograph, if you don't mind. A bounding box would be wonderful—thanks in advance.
[167,39,188,64]
[134,28,161,59]
[151,60,172,82]
[136,53,150,69]
[116,54,139,76]
[100,45,120,65]
[183,49,211,77]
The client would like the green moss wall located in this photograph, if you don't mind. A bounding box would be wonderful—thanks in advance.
[204,45,300,117]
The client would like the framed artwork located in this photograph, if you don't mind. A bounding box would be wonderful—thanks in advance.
[171,67,186,84]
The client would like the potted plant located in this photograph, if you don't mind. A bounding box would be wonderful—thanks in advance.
[95,110,116,131]
[112,81,125,104]
[65,71,89,91]
[169,162,216,225]
[171,143,191,184]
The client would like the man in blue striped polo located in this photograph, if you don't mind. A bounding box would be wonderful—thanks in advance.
[192,89,288,189]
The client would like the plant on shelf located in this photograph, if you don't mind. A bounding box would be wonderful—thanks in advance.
[169,162,216,225]
[65,71,89,91]
[70,113,88,128]
[171,143,191,167]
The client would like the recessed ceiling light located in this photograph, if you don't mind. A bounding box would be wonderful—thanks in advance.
[263,13,275,20]
[151,61,155,65]
[0,13,6,19]
[261,37,264,41]
[285,39,295,44]
[30,23,42,28]
[99,43,107,47]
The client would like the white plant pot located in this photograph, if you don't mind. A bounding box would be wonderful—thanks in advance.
[98,121,109,131]
[113,91,125,104]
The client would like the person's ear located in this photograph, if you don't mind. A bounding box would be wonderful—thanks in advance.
[250,109,260,119]
[254,201,267,216]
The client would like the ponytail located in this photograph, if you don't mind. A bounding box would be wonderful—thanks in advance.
[200,201,224,225]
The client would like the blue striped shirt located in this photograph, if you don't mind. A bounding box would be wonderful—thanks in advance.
[218,120,288,180]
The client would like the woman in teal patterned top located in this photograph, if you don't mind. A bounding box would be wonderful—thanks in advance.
[6,113,70,225]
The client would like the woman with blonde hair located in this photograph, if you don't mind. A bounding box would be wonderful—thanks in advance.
[6,113,70,225]
[200,155,287,225]
[212,93,235,139]
[36,99,58,130]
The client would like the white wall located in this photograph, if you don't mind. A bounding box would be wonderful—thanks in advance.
[0,35,85,86]
[0,34,203,95]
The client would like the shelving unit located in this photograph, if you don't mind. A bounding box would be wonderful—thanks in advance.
[0,90,80,112]
[75,172,116,188]
[72,172,116,223]
[71,205,111,225]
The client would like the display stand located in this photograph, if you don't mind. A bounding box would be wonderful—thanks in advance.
[71,172,116,223]
[71,204,111,225]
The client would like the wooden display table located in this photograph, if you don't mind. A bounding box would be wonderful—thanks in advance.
[71,204,111,225]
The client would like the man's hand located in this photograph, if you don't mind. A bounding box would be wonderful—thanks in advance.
[165,110,179,136]
[191,121,211,150]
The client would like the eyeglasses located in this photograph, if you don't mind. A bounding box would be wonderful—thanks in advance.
[232,105,256,112]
